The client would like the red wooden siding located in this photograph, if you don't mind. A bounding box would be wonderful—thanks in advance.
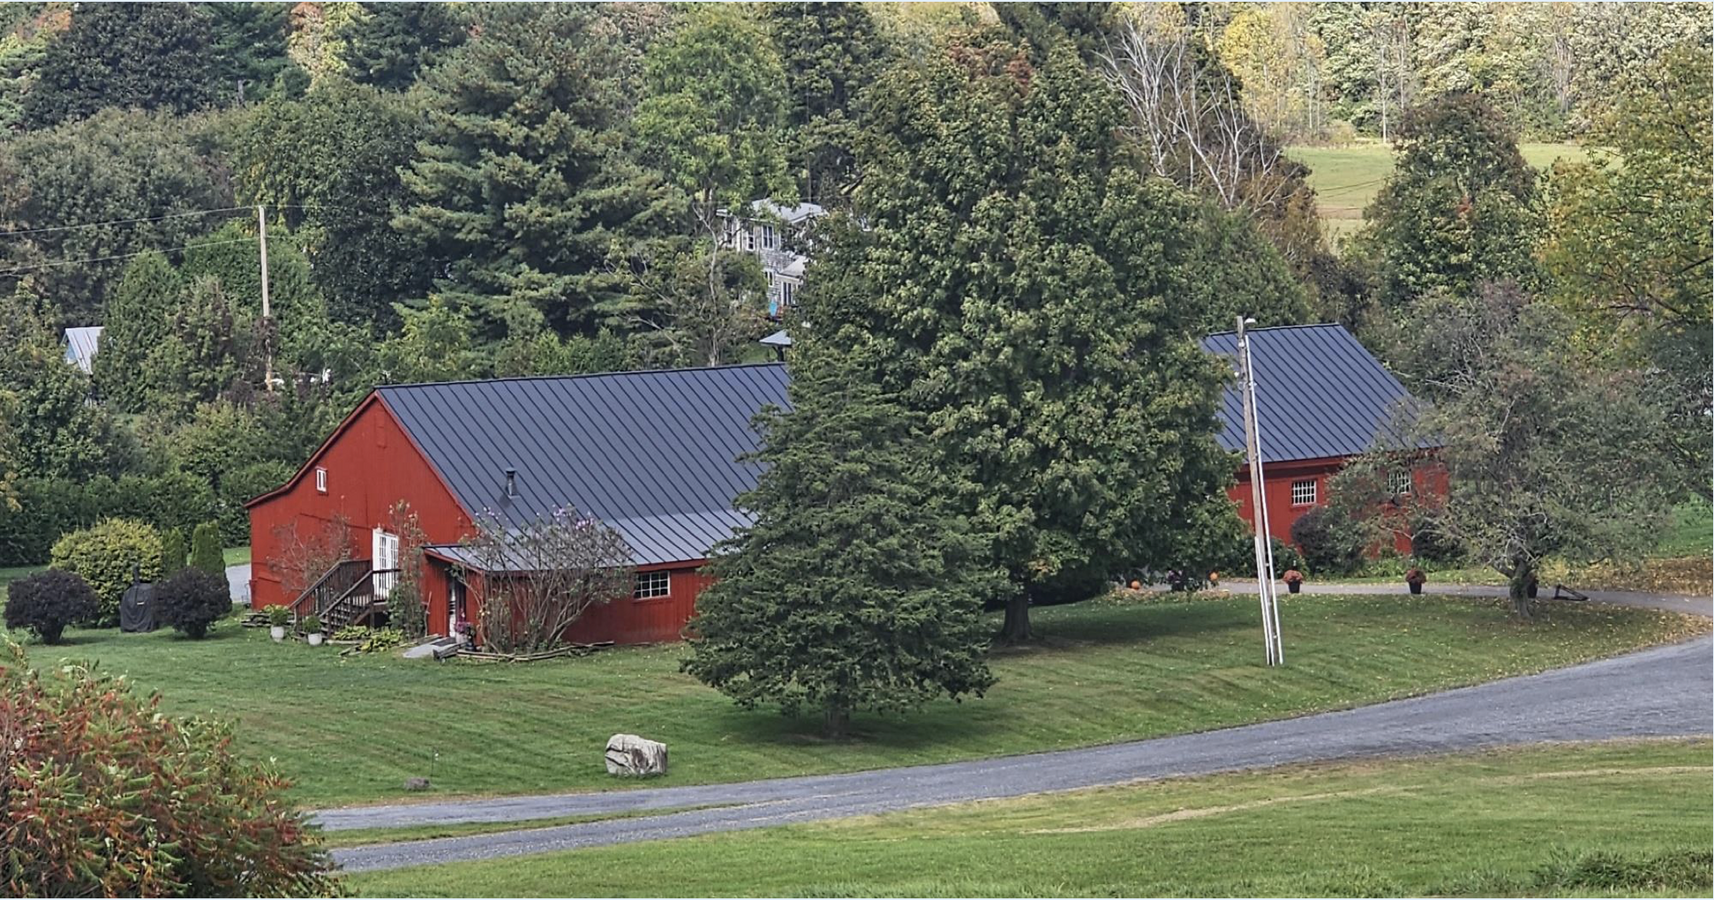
[1228,455,1448,555]
[248,396,471,614]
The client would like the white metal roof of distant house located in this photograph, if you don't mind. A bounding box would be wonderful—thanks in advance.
[63,326,102,373]
[751,199,825,224]
[780,255,807,278]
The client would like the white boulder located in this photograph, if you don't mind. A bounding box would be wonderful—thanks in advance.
[605,733,668,777]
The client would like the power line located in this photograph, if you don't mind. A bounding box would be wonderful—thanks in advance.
[0,236,256,278]
[0,205,253,239]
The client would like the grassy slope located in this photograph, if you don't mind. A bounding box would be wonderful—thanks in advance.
[346,740,1713,898]
[8,592,1703,808]
[1289,140,1590,247]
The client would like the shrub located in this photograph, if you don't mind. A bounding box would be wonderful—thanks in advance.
[48,518,162,625]
[0,641,340,896]
[190,521,224,575]
[160,526,188,574]
[1409,513,1464,564]
[301,614,322,634]
[265,604,292,627]
[3,570,98,644]
[156,568,230,639]
[1227,535,1305,578]
[1291,506,1363,575]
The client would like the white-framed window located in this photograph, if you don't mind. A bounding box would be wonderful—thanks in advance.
[761,224,777,249]
[315,467,327,493]
[633,570,670,600]
[743,228,755,252]
[1291,479,1318,506]
[1389,469,1413,496]
[372,527,399,598]
[781,278,797,309]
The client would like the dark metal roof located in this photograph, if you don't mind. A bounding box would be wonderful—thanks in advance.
[378,364,789,567]
[1202,324,1436,463]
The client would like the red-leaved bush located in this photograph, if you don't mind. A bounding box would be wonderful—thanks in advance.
[0,641,340,897]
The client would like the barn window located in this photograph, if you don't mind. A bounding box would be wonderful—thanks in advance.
[633,570,670,600]
[1389,469,1412,496]
[1291,479,1317,506]
[315,467,327,493]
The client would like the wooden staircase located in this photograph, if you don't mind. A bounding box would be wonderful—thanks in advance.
[291,560,400,631]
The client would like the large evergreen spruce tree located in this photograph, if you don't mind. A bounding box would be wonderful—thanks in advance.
[814,35,1238,641]
[683,339,997,738]
[393,5,679,341]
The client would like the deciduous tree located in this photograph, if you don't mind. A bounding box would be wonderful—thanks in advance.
[1364,284,1677,617]
[461,508,634,655]
[1356,92,1541,309]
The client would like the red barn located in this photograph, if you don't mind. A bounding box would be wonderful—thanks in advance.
[247,364,789,644]
[248,325,1440,644]
[1202,324,1445,554]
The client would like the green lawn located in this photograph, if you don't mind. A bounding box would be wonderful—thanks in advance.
[346,739,1712,897]
[224,545,252,566]
[7,591,1702,808]
[1289,140,1591,248]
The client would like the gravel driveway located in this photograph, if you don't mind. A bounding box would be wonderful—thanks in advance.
[328,631,1713,873]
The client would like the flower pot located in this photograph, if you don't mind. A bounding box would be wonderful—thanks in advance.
[1286,582,1301,594]
[308,632,324,647]
[1408,582,1423,595]
[270,625,286,642]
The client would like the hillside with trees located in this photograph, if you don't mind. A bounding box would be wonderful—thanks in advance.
[0,1,1706,608]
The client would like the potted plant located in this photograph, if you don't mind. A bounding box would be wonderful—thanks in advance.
[265,605,291,642]
[1282,569,1304,594]
[303,614,324,646]
[1405,567,1426,595]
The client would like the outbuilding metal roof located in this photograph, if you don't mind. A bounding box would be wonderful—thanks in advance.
[63,326,102,373]
[1202,324,1436,463]
[377,364,789,567]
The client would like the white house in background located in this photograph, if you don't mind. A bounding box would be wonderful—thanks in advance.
[63,326,102,374]
[718,199,826,318]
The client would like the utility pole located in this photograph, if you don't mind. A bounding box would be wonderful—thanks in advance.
[257,204,273,392]
[1236,315,1284,665]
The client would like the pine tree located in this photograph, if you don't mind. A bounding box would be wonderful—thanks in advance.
[816,37,1238,642]
[341,2,468,91]
[767,2,889,205]
[683,340,998,738]
[22,3,220,128]
[393,5,678,341]
[189,521,224,577]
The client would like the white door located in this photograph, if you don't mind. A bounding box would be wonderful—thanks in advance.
[371,527,399,598]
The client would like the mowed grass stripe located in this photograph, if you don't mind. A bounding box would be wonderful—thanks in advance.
[8,591,1703,807]
[343,740,1713,898]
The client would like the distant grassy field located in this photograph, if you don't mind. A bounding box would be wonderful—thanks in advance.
[6,591,1701,808]
[1289,140,1590,247]
[346,739,1714,898]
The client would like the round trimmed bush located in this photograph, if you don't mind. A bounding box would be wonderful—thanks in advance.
[1291,506,1363,575]
[3,570,98,644]
[0,642,339,896]
[156,568,231,640]
[49,518,162,625]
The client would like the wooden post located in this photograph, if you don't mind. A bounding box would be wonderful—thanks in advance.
[257,204,273,392]
[1237,315,1283,665]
